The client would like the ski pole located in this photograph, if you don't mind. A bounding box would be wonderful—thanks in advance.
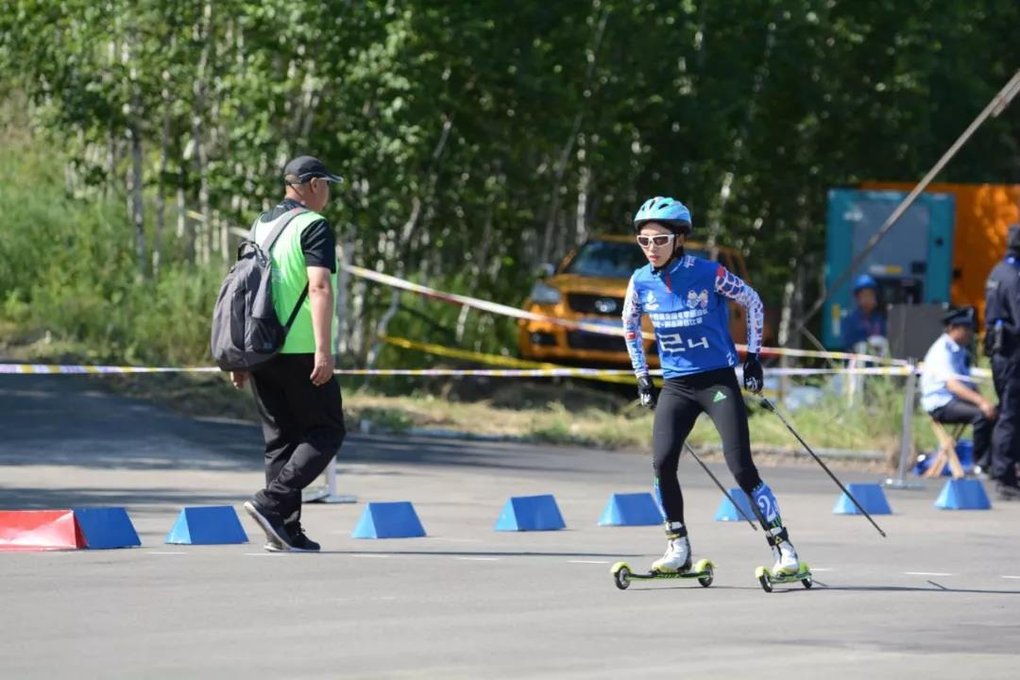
[759,397,887,538]
[682,442,758,531]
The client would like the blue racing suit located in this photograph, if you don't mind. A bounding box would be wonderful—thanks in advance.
[621,254,764,378]
[621,253,790,549]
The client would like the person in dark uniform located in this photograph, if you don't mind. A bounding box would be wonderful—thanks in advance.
[236,155,347,549]
[984,224,1020,500]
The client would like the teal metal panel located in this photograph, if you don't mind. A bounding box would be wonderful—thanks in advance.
[823,189,956,349]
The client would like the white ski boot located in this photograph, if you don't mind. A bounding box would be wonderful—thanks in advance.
[769,527,800,575]
[651,526,692,574]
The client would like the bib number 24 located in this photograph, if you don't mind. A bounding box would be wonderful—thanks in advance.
[659,333,709,354]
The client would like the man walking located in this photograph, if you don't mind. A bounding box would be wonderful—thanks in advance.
[236,155,346,550]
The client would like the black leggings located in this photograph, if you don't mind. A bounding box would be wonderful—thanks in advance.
[652,367,761,525]
[250,354,347,528]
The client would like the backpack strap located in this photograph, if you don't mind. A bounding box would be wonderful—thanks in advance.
[252,206,313,334]
[252,206,309,252]
[282,286,309,332]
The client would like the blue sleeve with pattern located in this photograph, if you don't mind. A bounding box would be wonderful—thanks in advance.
[622,273,648,377]
[714,265,763,354]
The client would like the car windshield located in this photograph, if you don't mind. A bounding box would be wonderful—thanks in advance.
[563,240,712,278]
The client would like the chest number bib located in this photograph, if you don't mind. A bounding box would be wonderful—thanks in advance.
[660,332,710,354]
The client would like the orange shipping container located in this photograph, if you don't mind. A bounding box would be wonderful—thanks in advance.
[860,182,1020,326]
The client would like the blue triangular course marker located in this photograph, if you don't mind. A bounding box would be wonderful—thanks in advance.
[494,494,565,531]
[714,488,756,522]
[598,492,661,526]
[833,483,893,515]
[72,507,141,549]
[352,501,426,538]
[165,506,248,545]
[935,479,991,510]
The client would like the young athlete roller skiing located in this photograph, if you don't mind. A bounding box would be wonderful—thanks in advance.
[610,196,812,593]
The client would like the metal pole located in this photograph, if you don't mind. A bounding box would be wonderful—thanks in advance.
[794,69,1020,337]
[303,457,358,504]
[760,397,887,537]
[885,364,925,490]
[682,442,758,531]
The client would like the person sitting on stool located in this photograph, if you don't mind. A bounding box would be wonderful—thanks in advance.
[920,306,996,478]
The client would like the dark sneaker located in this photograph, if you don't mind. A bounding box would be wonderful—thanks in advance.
[265,529,320,553]
[243,500,293,549]
[996,482,1020,501]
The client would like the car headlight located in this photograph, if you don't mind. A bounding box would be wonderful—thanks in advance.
[529,281,562,305]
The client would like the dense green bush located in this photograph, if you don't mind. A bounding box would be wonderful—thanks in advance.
[0,133,220,365]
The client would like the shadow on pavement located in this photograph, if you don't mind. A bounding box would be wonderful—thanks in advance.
[0,374,604,476]
[809,580,1020,596]
[296,549,645,559]
[0,486,247,510]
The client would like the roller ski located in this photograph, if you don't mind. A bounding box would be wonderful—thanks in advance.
[612,531,713,590]
[755,563,813,592]
[611,558,715,590]
[754,526,812,592]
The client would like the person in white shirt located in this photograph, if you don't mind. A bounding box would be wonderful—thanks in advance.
[920,307,1001,492]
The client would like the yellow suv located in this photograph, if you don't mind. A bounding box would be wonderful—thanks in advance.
[518,234,760,366]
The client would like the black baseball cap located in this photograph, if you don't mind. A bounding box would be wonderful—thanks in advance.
[943,306,976,328]
[283,155,343,183]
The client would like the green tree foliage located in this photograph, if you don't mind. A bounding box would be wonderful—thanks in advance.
[0,0,1017,364]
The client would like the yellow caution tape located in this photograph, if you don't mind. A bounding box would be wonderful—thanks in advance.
[380,336,636,384]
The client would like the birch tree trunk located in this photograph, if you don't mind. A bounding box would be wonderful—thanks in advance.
[191,0,213,266]
[176,165,190,260]
[538,5,608,264]
[336,237,353,357]
[128,122,145,279]
[124,26,146,279]
[153,82,171,278]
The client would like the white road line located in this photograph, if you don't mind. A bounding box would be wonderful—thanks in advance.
[351,553,389,559]
[243,552,277,556]
[432,537,484,543]
[810,567,834,572]
[148,551,188,555]
[1001,575,1020,580]
[904,571,953,576]
[455,557,501,561]
[568,560,610,565]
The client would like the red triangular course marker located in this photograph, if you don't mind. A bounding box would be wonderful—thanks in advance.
[0,510,82,551]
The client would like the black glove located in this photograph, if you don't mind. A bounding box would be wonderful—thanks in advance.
[637,375,657,410]
[743,353,764,393]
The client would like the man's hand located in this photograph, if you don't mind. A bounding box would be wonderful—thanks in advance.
[979,399,998,421]
[310,350,335,386]
[743,353,764,393]
[230,371,249,390]
[637,375,657,410]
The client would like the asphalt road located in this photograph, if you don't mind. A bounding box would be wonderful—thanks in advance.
[1,372,1019,679]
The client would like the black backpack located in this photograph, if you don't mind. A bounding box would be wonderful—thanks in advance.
[210,207,308,371]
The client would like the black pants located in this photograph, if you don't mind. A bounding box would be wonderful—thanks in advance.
[929,399,994,468]
[250,353,346,529]
[991,354,1020,485]
[652,367,761,525]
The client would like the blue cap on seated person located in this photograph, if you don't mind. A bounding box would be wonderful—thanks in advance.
[943,306,976,328]
[852,274,878,294]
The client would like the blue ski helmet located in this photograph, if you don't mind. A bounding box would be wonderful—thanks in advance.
[852,274,878,294]
[633,196,692,235]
